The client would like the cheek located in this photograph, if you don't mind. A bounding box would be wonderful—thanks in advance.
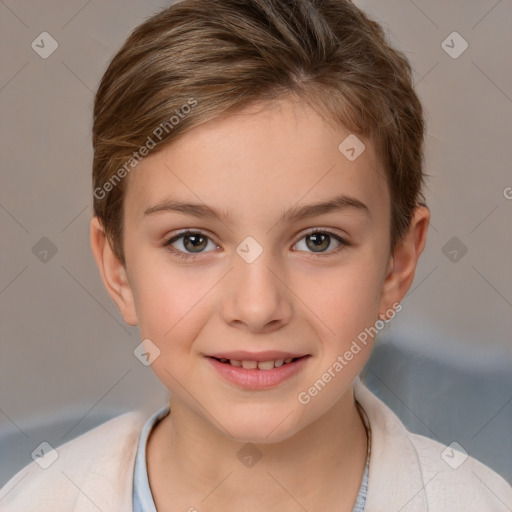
[131,266,218,387]
[301,258,383,344]
[130,258,215,344]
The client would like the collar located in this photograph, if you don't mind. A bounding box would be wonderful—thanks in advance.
[73,377,428,511]
[353,377,429,511]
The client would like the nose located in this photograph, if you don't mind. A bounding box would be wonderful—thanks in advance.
[221,246,293,334]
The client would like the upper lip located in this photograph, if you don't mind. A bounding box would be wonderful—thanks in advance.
[206,351,309,362]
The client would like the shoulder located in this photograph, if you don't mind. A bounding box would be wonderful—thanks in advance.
[408,432,512,511]
[0,410,148,512]
[353,378,512,511]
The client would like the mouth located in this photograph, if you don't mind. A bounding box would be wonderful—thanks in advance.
[208,355,307,371]
[205,353,311,390]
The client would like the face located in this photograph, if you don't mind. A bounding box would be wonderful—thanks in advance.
[112,98,399,442]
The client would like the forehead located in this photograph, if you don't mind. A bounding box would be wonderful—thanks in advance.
[124,98,389,226]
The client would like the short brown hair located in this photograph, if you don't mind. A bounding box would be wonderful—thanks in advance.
[92,0,428,266]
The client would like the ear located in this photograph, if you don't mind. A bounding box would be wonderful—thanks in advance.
[90,217,138,326]
[377,205,430,317]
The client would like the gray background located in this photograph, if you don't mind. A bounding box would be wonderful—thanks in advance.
[1,0,511,488]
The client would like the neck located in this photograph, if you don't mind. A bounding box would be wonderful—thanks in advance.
[147,386,368,511]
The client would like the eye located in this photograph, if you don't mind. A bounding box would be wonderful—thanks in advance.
[163,230,218,260]
[163,228,351,261]
[293,229,350,255]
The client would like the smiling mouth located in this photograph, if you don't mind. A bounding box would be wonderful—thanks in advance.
[208,356,307,371]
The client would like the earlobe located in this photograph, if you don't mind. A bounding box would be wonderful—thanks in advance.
[90,217,138,326]
[378,205,430,315]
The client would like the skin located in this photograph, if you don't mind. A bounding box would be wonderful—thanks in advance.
[91,96,429,511]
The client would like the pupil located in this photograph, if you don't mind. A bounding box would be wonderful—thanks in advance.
[307,233,329,252]
[184,234,207,252]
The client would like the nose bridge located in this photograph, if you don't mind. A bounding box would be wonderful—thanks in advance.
[222,236,293,331]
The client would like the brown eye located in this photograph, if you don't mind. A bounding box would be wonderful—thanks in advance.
[164,230,217,259]
[294,230,349,255]
[305,232,331,252]
[182,233,208,252]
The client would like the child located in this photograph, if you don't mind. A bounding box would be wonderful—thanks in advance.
[1,0,510,510]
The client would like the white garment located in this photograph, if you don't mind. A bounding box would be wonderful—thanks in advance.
[1,378,510,511]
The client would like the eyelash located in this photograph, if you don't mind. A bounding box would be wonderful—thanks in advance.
[163,229,351,261]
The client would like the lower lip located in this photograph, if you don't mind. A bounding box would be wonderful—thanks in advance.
[206,356,310,390]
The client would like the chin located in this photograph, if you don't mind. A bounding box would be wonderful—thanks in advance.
[215,406,307,445]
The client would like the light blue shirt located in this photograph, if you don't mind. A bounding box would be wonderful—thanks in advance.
[133,405,370,511]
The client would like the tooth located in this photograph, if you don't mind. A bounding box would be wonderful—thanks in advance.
[257,360,275,371]
[241,360,258,369]
[230,359,242,367]
[274,359,285,367]
[284,358,293,363]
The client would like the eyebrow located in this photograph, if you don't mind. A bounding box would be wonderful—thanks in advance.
[143,194,370,223]
[279,194,370,223]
